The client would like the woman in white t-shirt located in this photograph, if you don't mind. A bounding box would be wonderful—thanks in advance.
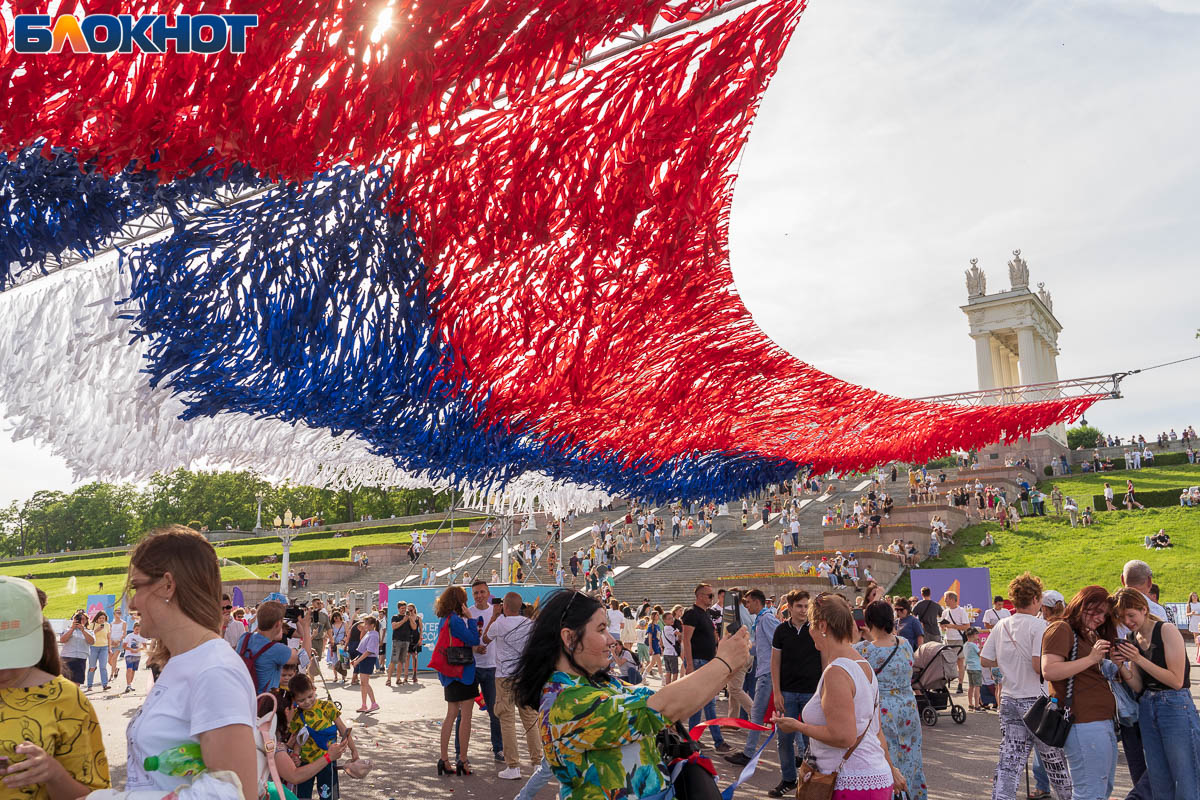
[121,526,259,798]
[979,572,1072,800]
[774,593,902,798]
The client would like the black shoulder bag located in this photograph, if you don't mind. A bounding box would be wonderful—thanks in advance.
[1023,631,1075,748]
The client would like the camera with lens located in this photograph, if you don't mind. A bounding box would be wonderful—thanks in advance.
[73,612,86,625]
[284,600,308,622]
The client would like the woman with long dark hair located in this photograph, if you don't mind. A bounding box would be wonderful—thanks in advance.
[0,576,109,799]
[513,589,751,799]
[1041,585,1118,800]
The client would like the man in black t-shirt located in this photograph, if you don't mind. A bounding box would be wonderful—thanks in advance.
[387,607,412,685]
[912,586,943,644]
[680,583,730,752]
[769,590,821,796]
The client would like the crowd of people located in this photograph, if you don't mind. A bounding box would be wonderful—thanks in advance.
[7,452,1200,800]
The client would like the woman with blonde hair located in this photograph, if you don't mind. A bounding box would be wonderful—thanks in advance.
[773,593,904,799]
[431,585,481,777]
[86,610,112,692]
[121,526,259,797]
[1112,588,1200,799]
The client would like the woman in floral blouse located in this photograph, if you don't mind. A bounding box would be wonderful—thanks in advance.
[514,589,751,799]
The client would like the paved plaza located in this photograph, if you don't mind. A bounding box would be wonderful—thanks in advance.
[88,665,1200,799]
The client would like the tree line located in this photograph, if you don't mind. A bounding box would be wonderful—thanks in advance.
[0,468,450,557]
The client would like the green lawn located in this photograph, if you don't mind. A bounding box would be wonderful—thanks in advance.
[892,505,1200,603]
[1040,463,1200,505]
[6,526,474,618]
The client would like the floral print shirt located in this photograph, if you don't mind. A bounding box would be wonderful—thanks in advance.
[539,670,668,799]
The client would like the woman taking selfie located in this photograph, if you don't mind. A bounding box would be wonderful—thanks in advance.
[0,576,110,799]
[432,585,481,777]
[772,593,905,800]
[121,526,259,798]
[1041,586,1118,800]
[58,610,94,685]
[514,589,751,799]
[1111,588,1200,799]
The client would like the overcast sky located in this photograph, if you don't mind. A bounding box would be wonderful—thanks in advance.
[1,0,1197,507]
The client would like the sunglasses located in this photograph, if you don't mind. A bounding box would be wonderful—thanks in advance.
[223,605,233,610]
[559,590,583,628]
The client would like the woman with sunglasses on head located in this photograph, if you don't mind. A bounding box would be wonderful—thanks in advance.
[1041,586,1118,800]
[1111,588,1200,799]
[772,593,904,800]
[121,526,260,799]
[513,589,751,800]
[432,585,481,777]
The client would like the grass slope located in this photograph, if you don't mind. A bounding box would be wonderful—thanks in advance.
[4,526,473,618]
[1039,463,1200,504]
[892,504,1200,604]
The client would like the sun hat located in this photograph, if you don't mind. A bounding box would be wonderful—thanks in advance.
[0,576,45,669]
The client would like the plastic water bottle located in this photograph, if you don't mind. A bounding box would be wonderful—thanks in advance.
[143,743,205,777]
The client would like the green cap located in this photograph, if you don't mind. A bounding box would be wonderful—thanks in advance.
[143,756,160,771]
[0,577,44,669]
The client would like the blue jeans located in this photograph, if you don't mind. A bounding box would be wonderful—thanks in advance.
[742,673,773,755]
[687,659,726,746]
[455,666,502,757]
[1032,748,1049,793]
[86,645,108,688]
[515,758,554,800]
[1062,720,1117,800]
[1139,688,1200,800]
[778,691,813,783]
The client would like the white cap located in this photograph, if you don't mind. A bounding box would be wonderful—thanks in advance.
[0,576,44,669]
[1041,590,1064,608]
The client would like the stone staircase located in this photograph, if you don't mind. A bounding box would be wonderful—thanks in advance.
[289,466,1031,609]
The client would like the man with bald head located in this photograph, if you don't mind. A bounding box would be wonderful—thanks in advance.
[484,591,539,780]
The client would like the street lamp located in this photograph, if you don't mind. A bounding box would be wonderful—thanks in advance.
[277,510,297,596]
[254,492,265,531]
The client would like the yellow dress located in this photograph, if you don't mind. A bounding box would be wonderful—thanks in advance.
[0,675,110,799]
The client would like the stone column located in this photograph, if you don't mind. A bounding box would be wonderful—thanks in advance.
[1017,326,1042,387]
[973,334,996,392]
[990,338,1007,389]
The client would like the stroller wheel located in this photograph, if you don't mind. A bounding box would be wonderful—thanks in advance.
[921,705,938,726]
[951,705,966,724]
[335,701,343,711]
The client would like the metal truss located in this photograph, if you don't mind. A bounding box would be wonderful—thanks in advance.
[911,373,1126,408]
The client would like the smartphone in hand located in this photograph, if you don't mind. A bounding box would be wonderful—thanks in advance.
[722,590,743,635]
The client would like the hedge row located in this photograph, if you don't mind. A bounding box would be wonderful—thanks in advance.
[2,515,486,571]
[17,546,366,581]
[1092,488,1197,511]
[1085,452,1191,471]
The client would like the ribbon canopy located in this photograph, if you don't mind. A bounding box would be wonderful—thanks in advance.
[0,0,1098,506]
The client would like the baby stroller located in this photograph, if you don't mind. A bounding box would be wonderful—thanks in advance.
[911,642,965,725]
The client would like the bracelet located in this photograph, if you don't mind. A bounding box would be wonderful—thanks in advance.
[323,753,332,764]
[714,656,733,674]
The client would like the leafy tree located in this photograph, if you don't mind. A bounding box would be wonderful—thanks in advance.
[1067,424,1104,450]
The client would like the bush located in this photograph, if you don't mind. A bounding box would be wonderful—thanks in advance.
[1067,424,1104,450]
[1093,488,1197,511]
[187,520,203,530]
[217,516,234,529]
[1044,465,1054,476]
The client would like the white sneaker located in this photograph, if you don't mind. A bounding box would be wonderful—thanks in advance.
[498,767,522,780]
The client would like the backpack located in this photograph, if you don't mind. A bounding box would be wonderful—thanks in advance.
[238,633,278,690]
